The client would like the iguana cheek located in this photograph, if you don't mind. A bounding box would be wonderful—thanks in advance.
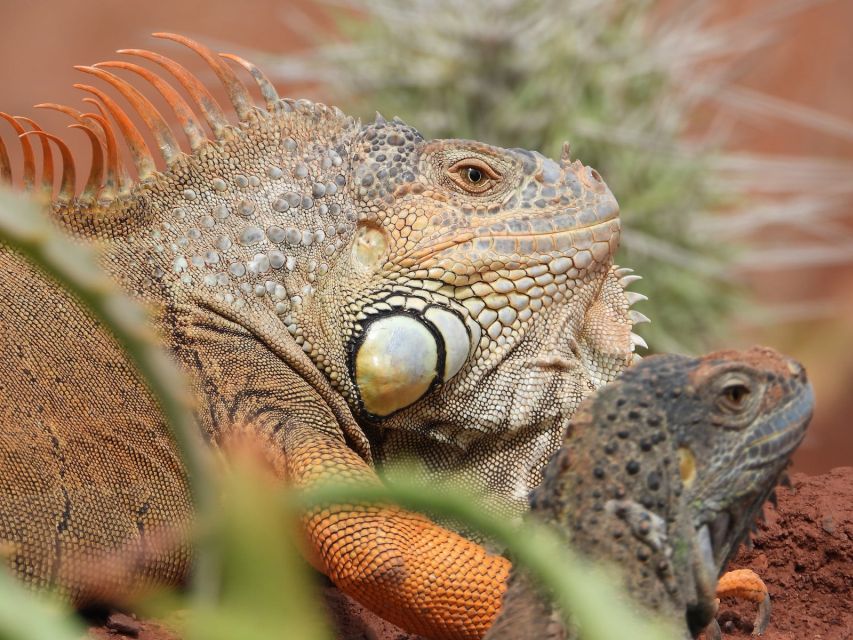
[354,314,439,416]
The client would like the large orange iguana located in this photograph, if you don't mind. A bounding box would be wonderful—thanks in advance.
[0,33,644,638]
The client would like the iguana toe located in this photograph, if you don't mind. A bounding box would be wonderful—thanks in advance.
[716,568,772,636]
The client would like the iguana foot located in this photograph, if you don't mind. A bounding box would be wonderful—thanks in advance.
[716,568,771,636]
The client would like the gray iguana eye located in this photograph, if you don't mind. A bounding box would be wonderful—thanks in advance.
[720,382,750,409]
[711,370,762,429]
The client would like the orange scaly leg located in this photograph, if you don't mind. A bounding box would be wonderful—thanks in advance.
[283,423,509,640]
[716,568,771,636]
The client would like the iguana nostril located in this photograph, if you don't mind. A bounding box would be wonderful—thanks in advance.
[786,359,806,381]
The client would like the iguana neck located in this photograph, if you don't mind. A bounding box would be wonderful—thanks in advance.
[52,107,361,344]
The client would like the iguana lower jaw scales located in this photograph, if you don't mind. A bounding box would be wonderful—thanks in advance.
[0,32,646,640]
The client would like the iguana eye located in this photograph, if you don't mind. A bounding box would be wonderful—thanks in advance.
[706,368,764,429]
[723,383,749,409]
[719,382,751,412]
[448,158,500,194]
[709,368,765,431]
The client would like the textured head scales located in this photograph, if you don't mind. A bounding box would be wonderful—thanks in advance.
[0,34,647,516]
[299,117,646,514]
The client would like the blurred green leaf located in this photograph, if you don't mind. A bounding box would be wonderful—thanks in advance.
[0,569,83,640]
[185,455,331,640]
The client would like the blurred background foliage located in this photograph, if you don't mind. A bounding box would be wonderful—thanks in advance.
[265,0,853,354]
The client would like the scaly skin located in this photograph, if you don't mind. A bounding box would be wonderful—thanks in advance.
[486,347,813,639]
[0,34,642,638]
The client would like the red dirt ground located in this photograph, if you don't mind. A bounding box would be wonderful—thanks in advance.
[717,467,852,640]
[87,468,852,640]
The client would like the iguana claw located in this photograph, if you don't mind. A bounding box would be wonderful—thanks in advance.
[716,568,772,636]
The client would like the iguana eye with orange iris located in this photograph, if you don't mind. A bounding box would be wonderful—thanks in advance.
[448,158,500,194]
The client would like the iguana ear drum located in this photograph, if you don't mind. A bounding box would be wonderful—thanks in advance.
[353,307,472,417]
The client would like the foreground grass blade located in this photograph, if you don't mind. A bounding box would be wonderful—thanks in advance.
[0,570,83,640]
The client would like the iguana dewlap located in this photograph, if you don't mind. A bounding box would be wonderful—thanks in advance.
[487,346,814,639]
[0,34,645,638]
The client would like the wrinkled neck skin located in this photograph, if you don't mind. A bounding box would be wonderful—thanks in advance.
[52,105,635,517]
[370,264,630,517]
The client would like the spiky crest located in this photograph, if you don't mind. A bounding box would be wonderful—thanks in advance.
[0,33,354,209]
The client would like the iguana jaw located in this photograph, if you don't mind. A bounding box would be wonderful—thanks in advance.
[683,354,813,634]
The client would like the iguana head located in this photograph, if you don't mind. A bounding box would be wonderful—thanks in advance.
[594,348,812,636]
[309,118,636,422]
[664,347,813,572]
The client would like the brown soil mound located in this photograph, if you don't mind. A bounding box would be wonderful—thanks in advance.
[718,467,852,640]
[87,612,179,640]
[86,469,852,640]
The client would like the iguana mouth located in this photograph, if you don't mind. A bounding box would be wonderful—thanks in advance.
[405,215,620,266]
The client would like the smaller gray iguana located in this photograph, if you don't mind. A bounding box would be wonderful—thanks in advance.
[487,346,814,639]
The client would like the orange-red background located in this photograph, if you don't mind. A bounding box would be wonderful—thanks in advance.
[0,0,850,473]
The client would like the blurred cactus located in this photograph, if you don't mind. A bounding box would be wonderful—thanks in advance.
[267,0,852,353]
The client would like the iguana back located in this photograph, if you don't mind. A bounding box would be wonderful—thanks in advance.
[0,250,191,600]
